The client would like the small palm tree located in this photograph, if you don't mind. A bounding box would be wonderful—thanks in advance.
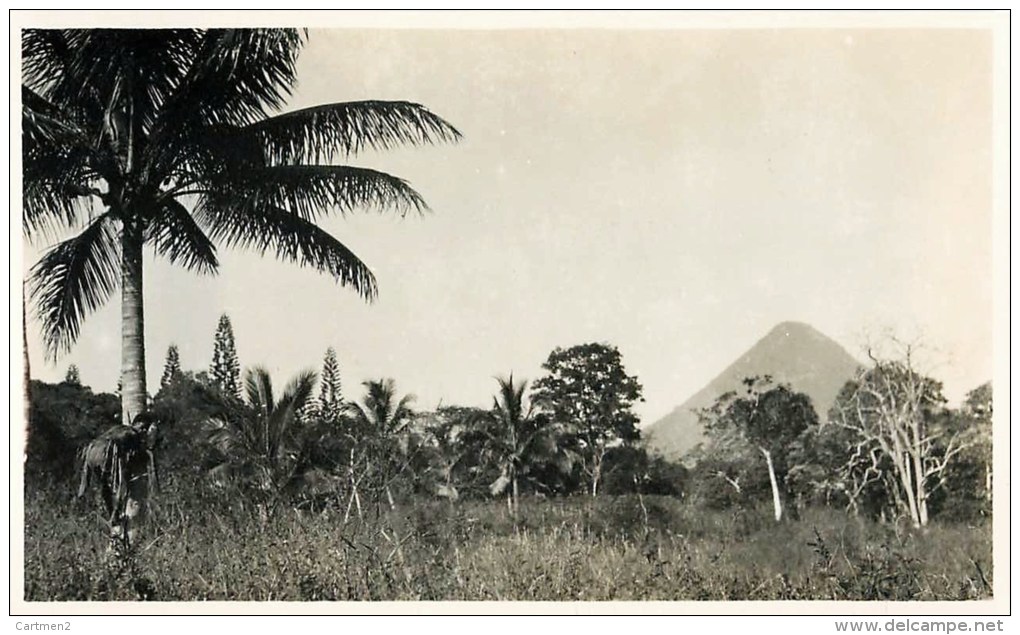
[345,378,415,510]
[481,374,556,515]
[205,366,317,496]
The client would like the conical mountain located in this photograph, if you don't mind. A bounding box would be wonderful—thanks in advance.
[645,321,861,461]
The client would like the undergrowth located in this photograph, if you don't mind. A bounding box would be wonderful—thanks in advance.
[22,484,993,601]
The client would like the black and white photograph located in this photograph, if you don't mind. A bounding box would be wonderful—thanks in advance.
[11,9,1009,617]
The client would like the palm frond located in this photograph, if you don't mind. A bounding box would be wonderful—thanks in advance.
[244,366,275,414]
[22,179,98,241]
[145,198,219,275]
[349,378,415,435]
[22,86,101,239]
[205,416,251,459]
[21,29,72,94]
[196,197,378,301]
[22,86,88,147]
[24,29,202,145]
[154,29,303,132]
[494,374,529,425]
[390,394,416,435]
[151,121,266,186]
[343,401,372,428]
[279,369,317,414]
[213,165,427,221]
[28,212,120,359]
[61,29,201,131]
[270,369,317,457]
[247,100,462,165]
[364,378,395,427]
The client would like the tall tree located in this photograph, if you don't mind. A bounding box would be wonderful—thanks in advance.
[160,343,182,390]
[477,374,560,515]
[63,363,81,386]
[22,28,458,545]
[532,342,643,496]
[830,342,968,528]
[318,346,343,417]
[210,314,240,397]
[23,28,460,427]
[699,377,818,522]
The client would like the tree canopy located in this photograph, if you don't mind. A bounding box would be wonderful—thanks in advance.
[533,342,643,495]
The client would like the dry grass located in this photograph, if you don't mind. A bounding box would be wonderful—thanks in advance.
[23,484,993,602]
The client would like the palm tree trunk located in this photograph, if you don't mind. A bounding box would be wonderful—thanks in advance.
[120,218,147,424]
[761,447,783,522]
[118,217,148,544]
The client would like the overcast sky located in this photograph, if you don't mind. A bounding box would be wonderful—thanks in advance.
[22,25,996,423]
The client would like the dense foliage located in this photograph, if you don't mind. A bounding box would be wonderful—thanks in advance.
[532,343,644,496]
[26,379,119,482]
[24,331,993,601]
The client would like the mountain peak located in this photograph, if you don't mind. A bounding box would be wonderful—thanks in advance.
[645,322,861,461]
[769,320,817,335]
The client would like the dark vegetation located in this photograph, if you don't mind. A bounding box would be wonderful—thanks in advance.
[23,330,993,602]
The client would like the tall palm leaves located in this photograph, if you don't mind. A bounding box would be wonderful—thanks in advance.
[345,378,415,510]
[481,374,562,514]
[22,28,461,425]
[205,366,317,493]
[346,378,415,439]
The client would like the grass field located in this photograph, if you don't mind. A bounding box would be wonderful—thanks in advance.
[23,484,993,602]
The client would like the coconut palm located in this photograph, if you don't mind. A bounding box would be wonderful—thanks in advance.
[481,374,560,515]
[345,378,415,509]
[204,366,317,495]
[22,28,461,426]
[23,29,458,543]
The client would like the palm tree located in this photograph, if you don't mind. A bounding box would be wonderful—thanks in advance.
[482,374,554,515]
[22,29,461,426]
[23,29,458,543]
[205,366,317,496]
[345,378,415,509]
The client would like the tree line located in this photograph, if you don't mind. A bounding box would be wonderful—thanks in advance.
[28,315,990,531]
[29,313,685,518]
[690,341,991,528]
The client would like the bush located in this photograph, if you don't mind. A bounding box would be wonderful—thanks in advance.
[26,380,120,485]
[600,446,688,497]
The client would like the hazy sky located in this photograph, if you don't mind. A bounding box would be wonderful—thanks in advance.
[22,26,996,423]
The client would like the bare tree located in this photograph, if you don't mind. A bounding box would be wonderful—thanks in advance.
[831,340,972,528]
